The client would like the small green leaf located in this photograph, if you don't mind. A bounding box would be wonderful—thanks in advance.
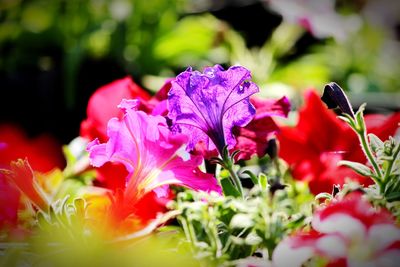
[355,103,366,133]
[242,170,258,186]
[356,103,366,114]
[74,198,86,218]
[338,115,356,129]
[286,214,306,229]
[368,133,384,153]
[339,160,373,177]
[231,149,241,162]
[384,175,400,194]
[258,173,268,190]
[220,178,241,198]
[385,191,400,202]
[244,232,262,245]
[230,214,254,229]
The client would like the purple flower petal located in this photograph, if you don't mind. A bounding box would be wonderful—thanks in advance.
[168,65,259,154]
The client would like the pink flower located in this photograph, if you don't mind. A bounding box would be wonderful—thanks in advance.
[273,193,400,267]
[267,0,359,41]
[87,99,221,220]
[80,77,170,194]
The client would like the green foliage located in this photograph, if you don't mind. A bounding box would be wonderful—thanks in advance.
[339,104,400,203]
[172,182,313,266]
[0,197,202,267]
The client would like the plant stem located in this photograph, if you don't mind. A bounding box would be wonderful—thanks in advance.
[225,161,244,198]
[383,143,400,185]
[358,130,383,189]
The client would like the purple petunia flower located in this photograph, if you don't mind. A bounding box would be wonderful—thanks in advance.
[167,65,259,154]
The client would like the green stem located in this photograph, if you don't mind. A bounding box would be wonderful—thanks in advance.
[225,161,244,198]
[359,130,383,190]
[383,143,400,185]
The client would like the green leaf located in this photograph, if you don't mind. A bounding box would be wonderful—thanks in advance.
[385,191,400,202]
[339,160,373,177]
[230,214,254,229]
[220,178,241,198]
[258,173,268,190]
[355,103,366,133]
[286,214,306,229]
[244,232,262,245]
[242,170,258,186]
[384,174,400,194]
[338,115,356,129]
[368,133,384,153]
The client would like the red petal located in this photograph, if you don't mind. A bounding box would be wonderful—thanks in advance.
[80,77,151,141]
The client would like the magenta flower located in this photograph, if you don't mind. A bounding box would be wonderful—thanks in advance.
[87,99,221,205]
[168,65,259,154]
[273,193,400,267]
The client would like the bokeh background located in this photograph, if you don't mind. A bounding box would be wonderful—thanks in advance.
[1,0,399,144]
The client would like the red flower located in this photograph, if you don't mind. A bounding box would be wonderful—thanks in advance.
[1,159,49,212]
[278,90,400,194]
[80,76,169,191]
[193,96,290,161]
[80,76,151,142]
[0,124,65,173]
[234,96,290,160]
[0,125,64,232]
[0,173,19,230]
[273,193,400,267]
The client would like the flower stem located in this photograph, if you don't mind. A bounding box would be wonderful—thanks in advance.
[226,162,244,198]
[358,130,383,189]
[215,146,244,198]
[383,143,400,185]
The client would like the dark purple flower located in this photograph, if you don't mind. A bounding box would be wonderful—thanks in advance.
[167,65,259,154]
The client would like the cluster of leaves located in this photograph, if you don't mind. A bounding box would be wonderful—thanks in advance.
[171,159,314,266]
[1,195,201,267]
[336,105,400,219]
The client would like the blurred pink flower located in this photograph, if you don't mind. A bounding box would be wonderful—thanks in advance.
[267,0,360,41]
[273,193,400,267]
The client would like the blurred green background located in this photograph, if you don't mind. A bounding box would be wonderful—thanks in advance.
[0,0,399,143]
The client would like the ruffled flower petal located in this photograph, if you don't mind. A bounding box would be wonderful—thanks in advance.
[87,99,221,206]
[168,65,259,153]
